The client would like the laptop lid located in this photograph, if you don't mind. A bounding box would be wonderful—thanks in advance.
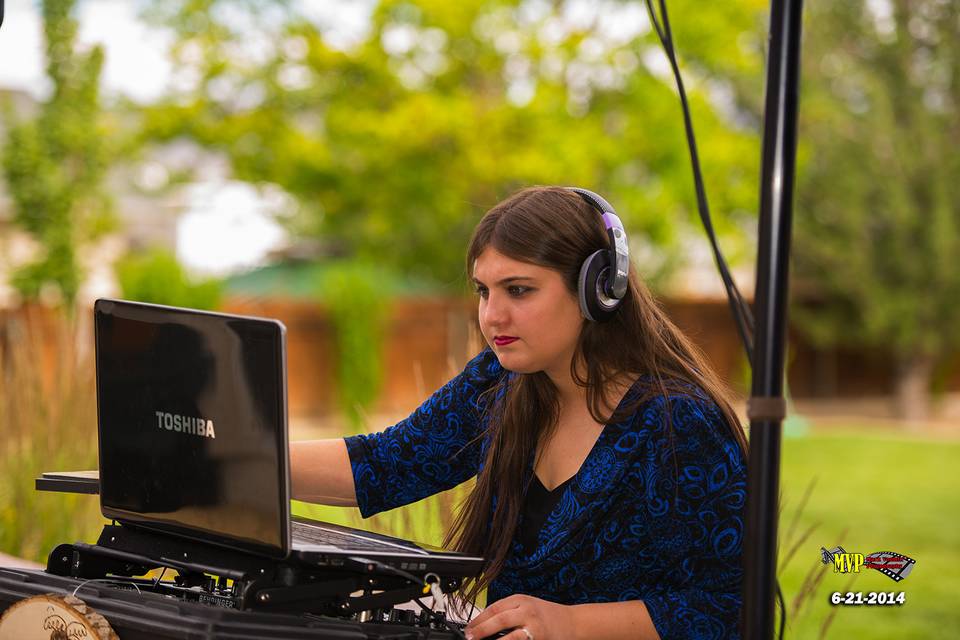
[94,299,290,559]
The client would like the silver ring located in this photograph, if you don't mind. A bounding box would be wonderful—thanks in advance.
[521,628,534,640]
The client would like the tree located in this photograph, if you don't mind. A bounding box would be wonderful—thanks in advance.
[1,0,114,308]
[139,0,766,290]
[792,0,960,422]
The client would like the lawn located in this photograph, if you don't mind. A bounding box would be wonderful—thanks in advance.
[774,427,959,639]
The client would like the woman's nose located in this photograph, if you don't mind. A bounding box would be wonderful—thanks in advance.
[481,292,507,328]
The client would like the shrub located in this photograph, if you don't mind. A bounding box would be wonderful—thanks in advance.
[115,248,222,310]
[317,261,390,433]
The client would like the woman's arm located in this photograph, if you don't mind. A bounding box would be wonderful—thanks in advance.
[290,438,357,506]
[465,595,660,640]
[290,348,504,513]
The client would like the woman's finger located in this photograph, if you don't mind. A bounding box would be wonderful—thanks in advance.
[466,607,527,640]
[467,594,524,628]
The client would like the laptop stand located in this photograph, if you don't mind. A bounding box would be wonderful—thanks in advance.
[35,471,467,630]
[47,523,464,617]
[1,567,469,639]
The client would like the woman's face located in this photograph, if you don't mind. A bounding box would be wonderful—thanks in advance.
[472,246,584,379]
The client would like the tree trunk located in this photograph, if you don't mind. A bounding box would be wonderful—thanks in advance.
[893,352,937,426]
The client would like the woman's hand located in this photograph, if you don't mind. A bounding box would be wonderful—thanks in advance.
[464,594,577,640]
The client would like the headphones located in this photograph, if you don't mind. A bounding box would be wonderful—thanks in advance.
[566,187,630,323]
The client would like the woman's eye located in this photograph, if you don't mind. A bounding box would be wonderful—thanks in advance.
[474,285,532,298]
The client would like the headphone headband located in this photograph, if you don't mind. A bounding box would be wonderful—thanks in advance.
[567,187,616,216]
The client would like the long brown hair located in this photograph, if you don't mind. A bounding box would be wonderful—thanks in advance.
[444,186,748,601]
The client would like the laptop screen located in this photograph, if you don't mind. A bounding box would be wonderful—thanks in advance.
[94,299,290,558]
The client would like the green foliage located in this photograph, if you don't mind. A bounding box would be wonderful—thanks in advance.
[317,261,390,432]
[139,0,766,290]
[792,1,960,363]
[0,0,115,307]
[115,247,223,310]
[225,260,442,300]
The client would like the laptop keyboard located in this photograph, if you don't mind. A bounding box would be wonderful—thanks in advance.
[292,521,425,554]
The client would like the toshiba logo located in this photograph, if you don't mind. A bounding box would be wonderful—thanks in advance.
[155,411,216,439]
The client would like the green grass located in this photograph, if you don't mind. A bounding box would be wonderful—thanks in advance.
[292,482,469,549]
[777,428,960,639]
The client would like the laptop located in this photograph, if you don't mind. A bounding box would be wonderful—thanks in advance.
[93,298,483,577]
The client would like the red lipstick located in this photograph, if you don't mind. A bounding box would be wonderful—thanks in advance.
[494,336,519,346]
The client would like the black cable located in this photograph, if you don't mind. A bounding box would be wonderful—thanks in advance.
[151,566,167,590]
[414,597,468,640]
[348,557,467,640]
[642,0,756,364]
[641,2,788,637]
[654,0,756,348]
[653,0,756,345]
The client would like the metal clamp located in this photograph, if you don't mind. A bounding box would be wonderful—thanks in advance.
[746,396,787,422]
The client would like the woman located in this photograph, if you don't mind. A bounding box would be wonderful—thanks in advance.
[291,186,748,640]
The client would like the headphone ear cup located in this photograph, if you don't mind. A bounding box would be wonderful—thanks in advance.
[578,250,621,322]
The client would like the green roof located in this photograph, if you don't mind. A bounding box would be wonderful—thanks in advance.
[224,261,456,300]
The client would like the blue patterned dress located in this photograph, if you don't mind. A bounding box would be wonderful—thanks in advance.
[344,348,746,640]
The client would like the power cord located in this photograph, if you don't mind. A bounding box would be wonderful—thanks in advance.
[642,0,756,364]
[641,2,786,637]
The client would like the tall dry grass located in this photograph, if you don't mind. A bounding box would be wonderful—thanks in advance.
[0,306,104,564]
[354,325,488,546]
[777,477,846,639]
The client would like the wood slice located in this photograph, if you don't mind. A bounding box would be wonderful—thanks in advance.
[0,594,118,640]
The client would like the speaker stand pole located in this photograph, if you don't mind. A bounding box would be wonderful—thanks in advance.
[743,0,805,638]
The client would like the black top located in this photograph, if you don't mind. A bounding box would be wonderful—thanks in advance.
[519,474,575,553]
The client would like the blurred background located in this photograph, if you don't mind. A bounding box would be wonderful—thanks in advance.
[0,0,957,637]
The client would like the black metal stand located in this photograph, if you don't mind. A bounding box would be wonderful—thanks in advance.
[47,524,461,618]
[742,0,805,638]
